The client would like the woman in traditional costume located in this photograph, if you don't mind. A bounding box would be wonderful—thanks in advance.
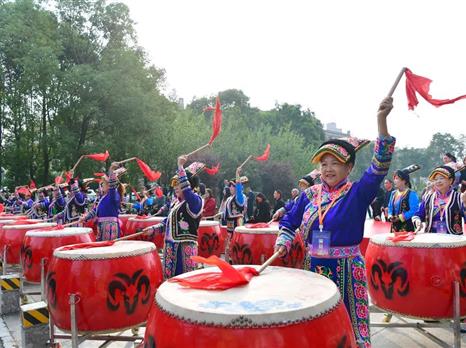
[413,166,466,235]
[387,165,420,232]
[275,97,396,347]
[81,163,125,240]
[144,157,204,279]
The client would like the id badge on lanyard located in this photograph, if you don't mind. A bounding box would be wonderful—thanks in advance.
[433,220,447,234]
[311,183,348,257]
[311,229,331,256]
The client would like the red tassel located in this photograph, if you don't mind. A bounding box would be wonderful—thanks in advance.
[208,97,222,145]
[54,176,64,185]
[29,180,36,189]
[136,158,161,182]
[255,144,270,161]
[169,255,259,290]
[85,150,109,162]
[204,163,220,175]
[386,232,415,242]
[155,186,163,198]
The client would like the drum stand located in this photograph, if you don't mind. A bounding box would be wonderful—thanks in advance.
[48,293,144,347]
[370,281,463,348]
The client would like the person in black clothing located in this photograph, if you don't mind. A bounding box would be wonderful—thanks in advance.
[272,190,285,214]
[244,186,255,221]
[251,193,271,223]
[381,178,394,220]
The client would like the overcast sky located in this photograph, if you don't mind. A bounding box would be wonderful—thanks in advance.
[119,0,466,148]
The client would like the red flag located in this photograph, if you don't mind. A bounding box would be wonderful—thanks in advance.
[255,144,270,161]
[208,97,222,145]
[17,187,31,196]
[169,255,259,290]
[405,68,466,110]
[136,158,161,182]
[204,163,220,176]
[85,150,109,162]
[29,180,36,189]
[64,171,73,184]
[54,176,64,185]
[155,186,163,198]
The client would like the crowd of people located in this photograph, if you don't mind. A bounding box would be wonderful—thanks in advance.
[0,97,465,346]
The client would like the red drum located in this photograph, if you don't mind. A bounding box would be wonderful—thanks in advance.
[197,221,223,258]
[143,266,356,347]
[126,216,164,249]
[360,220,390,256]
[118,214,137,236]
[22,227,95,283]
[47,241,163,333]
[219,225,227,253]
[366,233,466,319]
[231,225,304,268]
[1,222,56,264]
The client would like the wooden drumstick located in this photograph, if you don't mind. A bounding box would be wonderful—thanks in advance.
[115,231,146,241]
[186,143,211,158]
[116,157,136,165]
[257,250,281,274]
[387,67,407,97]
[61,221,81,228]
[238,155,252,170]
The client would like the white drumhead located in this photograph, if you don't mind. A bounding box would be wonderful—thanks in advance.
[25,227,93,238]
[156,266,340,327]
[0,220,16,225]
[370,233,466,248]
[129,216,164,223]
[235,225,279,235]
[53,240,156,260]
[199,220,220,227]
[2,222,56,231]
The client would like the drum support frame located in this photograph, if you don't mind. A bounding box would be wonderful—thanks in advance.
[48,293,144,347]
[370,281,463,348]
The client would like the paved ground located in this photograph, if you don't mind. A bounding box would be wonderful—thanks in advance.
[0,273,464,347]
[0,299,464,347]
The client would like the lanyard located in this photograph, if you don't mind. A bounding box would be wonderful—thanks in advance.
[317,182,350,232]
[436,191,452,222]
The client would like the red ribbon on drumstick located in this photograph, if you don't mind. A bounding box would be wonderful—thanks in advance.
[169,252,281,290]
[386,232,415,243]
[186,96,223,159]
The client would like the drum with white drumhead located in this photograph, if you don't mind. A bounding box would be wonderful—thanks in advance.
[142,266,356,347]
[1,222,56,264]
[231,224,304,268]
[197,220,224,258]
[366,233,466,319]
[47,241,163,333]
[126,216,164,248]
[22,227,95,283]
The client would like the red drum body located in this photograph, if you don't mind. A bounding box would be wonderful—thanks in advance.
[118,214,136,236]
[1,222,56,264]
[231,226,304,268]
[22,227,95,283]
[143,267,356,348]
[126,217,164,249]
[47,241,163,333]
[366,233,466,319]
[197,221,223,258]
[360,220,390,256]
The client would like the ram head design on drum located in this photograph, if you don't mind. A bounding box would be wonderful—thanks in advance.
[107,269,151,315]
[461,263,466,298]
[370,259,409,300]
